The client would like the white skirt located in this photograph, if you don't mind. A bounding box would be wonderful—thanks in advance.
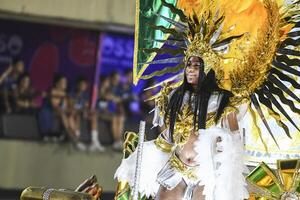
[114,140,171,198]
[114,127,249,200]
[194,127,249,200]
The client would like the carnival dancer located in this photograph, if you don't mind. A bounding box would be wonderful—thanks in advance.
[115,53,249,200]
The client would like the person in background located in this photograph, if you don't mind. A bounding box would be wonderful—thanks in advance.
[38,74,85,150]
[0,63,13,114]
[120,69,139,118]
[69,76,105,152]
[0,57,25,113]
[12,73,38,114]
[97,74,123,151]
[97,75,113,118]
[0,57,25,87]
[109,72,125,150]
[38,75,67,138]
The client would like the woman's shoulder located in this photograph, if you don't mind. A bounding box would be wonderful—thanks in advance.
[161,84,175,96]
[154,84,179,108]
[51,88,66,97]
[151,84,177,127]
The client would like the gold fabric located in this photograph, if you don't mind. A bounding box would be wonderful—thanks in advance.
[20,187,95,200]
[247,159,300,199]
[154,137,173,153]
[169,153,198,180]
[154,85,219,147]
[177,0,293,94]
[114,181,130,200]
[123,131,139,159]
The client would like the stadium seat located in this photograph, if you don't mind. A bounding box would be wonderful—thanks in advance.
[1,114,40,140]
[97,119,114,145]
[78,119,113,145]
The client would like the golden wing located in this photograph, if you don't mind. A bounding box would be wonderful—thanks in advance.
[137,0,300,146]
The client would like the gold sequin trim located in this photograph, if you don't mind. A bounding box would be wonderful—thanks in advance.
[170,153,198,180]
[154,137,173,153]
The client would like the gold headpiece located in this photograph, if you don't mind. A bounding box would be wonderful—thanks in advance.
[139,3,243,81]
[185,33,221,75]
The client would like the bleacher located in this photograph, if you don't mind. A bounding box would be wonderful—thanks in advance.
[0,112,159,199]
[0,112,159,143]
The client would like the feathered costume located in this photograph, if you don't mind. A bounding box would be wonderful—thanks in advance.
[115,0,300,199]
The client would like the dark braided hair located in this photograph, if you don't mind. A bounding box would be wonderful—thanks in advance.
[165,57,232,142]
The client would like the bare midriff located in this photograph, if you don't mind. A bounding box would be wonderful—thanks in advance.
[156,131,205,199]
[176,131,199,167]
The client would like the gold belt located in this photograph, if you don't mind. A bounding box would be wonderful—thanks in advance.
[169,153,198,180]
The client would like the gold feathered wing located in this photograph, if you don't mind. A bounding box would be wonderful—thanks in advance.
[136,0,300,149]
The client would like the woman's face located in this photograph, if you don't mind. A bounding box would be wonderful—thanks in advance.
[58,78,67,90]
[112,73,120,85]
[20,76,30,89]
[185,56,202,85]
[14,61,25,74]
[100,78,110,89]
[78,81,88,92]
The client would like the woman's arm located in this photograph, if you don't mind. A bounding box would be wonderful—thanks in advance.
[221,103,249,132]
[0,66,12,85]
[222,112,239,132]
[16,99,30,108]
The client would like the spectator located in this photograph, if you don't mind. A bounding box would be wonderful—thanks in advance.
[38,75,67,137]
[120,69,139,118]
[110,72,125,150]
[38,74,85,150]
[0,64,12,113]
[69,76,105,152]
[97,75,114,117]
[0,57,25,88]
[12,73,37,114]
[0,57,25,113]
[98,74,124,150]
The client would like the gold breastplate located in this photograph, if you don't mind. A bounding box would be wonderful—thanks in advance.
[165,104,216,147]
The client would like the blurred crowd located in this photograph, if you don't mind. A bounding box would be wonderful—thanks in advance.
[0,58,157,152]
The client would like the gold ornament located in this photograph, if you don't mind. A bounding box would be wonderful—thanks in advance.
[247,159,300,200]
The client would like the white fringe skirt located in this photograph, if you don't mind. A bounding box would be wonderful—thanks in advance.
[114,127,249,200]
